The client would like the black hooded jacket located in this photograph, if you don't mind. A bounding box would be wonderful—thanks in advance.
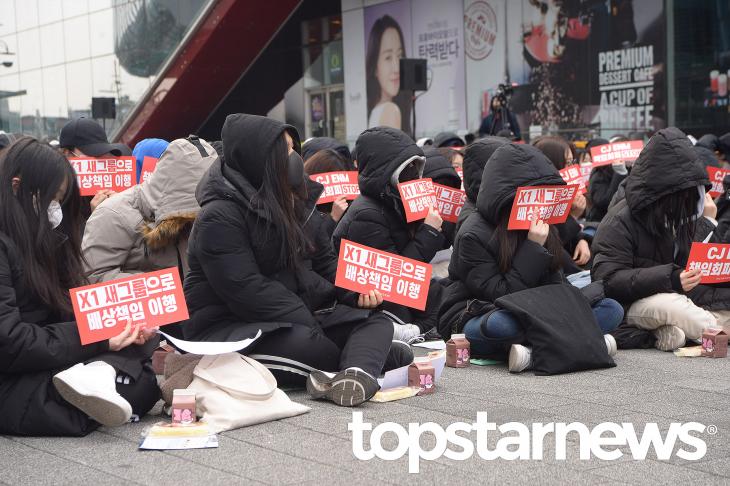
[333,127,444,261]
[183,114,360,341]
[302,137,354,171]
[423,147,461,247]
[457,137,509,234]
[714,174,730,243]
[591,127,730,309]
[585,138,627,222]
[448,144,566,302]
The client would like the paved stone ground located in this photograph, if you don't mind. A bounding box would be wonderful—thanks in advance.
[3,348,730,485]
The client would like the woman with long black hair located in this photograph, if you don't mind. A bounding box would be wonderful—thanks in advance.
[448,143,623,372]
[183,114,406,407]
[0,138,159,436]
[592,128,730,351]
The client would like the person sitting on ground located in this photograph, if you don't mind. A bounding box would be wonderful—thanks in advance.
[0,138,159,436]
[585,137,629,222]
[433,131,465,149]
[303,148,351,238]
[447,143,622,371]
[132,138,169,183]
[592,127,730,352]
[302,136,356,170]
[183,114,410,407]
[333,127,445,342]
[437,147,464,171]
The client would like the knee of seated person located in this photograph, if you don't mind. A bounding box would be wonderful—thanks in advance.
[483,310,522,338]
[593,298,624,333]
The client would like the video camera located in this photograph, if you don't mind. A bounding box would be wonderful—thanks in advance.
[494,83,514,105]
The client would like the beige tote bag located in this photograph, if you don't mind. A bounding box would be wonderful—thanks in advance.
[187,353,310,433]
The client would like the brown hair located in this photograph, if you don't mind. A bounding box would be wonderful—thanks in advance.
[532,136,572,170]
[304,149,347,175]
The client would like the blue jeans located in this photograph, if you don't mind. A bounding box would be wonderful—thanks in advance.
[463,298,624,360]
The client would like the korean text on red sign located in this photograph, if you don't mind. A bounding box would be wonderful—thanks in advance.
[508,185,579,230]
[589,140,644,168]
[686,243,730,284]
[559,165,587,195]
[140,156,159,184]
[335,239,432,311]
[310,171,360,204]
[433,183,466,223]
[69,156,136,196]
[398,178,438,223]
[71,267,189,345]
[707,167,730,198]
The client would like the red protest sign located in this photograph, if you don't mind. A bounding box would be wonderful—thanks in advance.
[310,171,360,204]
[335,239,432,311]
[686,243,730,284]
[140,156,159,184]
[580,164,592,189]
[508,185,579,230]
[398,178,438,222]
[589,140,644,168]
[69,157,136,196]
[433,183,466,223]
[70,267,189,345]
[707,167,730,198]
[559,165,587,195]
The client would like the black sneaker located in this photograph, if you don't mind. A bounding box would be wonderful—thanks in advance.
[382,340,414,372]
[307,368,380,407]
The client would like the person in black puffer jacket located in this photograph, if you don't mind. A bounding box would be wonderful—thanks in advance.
[183,114,404,407]
[592,127,730,352]
[447,144,623,368]
[458,136,509,234]
[302,136,356,171]
[715,174,730,243]
[333,127,446,340]
[585,137,629,222]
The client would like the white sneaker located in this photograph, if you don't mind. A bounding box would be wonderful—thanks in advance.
[654,325,686,352]
[53,362,133,427]
[508,344,532,373]
[392,322,421,342]
[604,334,618,357]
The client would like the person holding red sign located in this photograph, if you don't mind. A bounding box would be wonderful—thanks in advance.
[333,127,446,342]
[0,139,159,436]
[592,128,730,352]
[423,147,462,248]
[445,144,622,371]
[714,173,730,243]
[184,115,404,408]
[303,148,351,238]
[585,137,630,223]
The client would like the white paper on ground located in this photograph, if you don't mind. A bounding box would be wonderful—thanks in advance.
[139,435,218,450]
[378,351,446,388]
[158,329,262,355]
[412,340,446,350]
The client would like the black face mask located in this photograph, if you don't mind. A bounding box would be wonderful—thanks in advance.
[398,162,420,183]
[288,151,304,188]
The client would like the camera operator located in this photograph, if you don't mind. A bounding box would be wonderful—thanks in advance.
[478,85,521,139]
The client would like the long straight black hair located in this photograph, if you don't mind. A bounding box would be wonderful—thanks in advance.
[638,186,699,252]
[252,134,309,270]
[493,207,563,274]
[0,138,86,314]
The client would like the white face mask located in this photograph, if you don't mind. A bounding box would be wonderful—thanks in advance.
[47,200,63,229]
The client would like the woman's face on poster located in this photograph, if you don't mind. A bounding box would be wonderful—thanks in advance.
[376,27,403,100]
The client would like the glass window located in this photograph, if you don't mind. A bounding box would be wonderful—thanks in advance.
[38,0,64,26]
[39,22,65,67]
[0,35,19,75]
[0,0,17,36]
[65,59,92,115]
[15,0,39,32]
[16,28,41,71]
[18,69,43,136]
[62,0,89,20]
[42,64,68,119]
[89,8,114,57]
[63,16,90,62]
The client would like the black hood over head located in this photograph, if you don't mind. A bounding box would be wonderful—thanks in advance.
[624,127,710,213]
[355,127,423,199]
[302,137,352,167]
[462,136,509,203]
[423,148,461,188]
[696,134,719,152]
[476,143,564,225]
[221,114,300,189]
[693,145,720,169]
[433,131,465,148]
[719,133,730,155]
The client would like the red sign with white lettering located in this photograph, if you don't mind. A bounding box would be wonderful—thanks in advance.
[335,240,432,310]
[310,171,360,204]
[71,267,189,345]
[140,156,158,184]
[398,178,438,222]
[686,243,730,284]
[707,167,730,198]
[508,185,579,230]
[559,165,587,195]
[69,157,136,196]
[589,141,644,168]
[580,164,592,189]
[433,183,466,223]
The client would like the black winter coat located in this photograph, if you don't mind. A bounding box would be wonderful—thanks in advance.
[423,147,461,247]
[183,115,361,341]
[715,174,730,243]
[591,127,730,310]
[586,165,628,222]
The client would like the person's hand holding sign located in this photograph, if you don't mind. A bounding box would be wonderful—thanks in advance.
[331,196,349,223]
[680,268,702,293]
[703,192,717,220]
[570,193,587,218]
[357,289,384,309]
[424,207,443,232]
[108,323,158,351]
[90,189,116,212]
[527,219,550,247]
